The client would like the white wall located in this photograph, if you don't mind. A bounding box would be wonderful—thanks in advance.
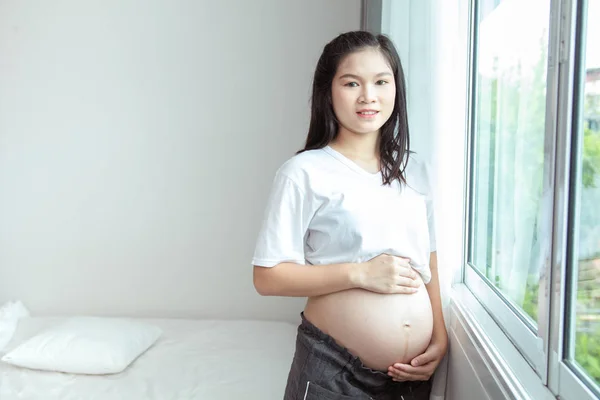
[445,302,505,400]
[0,0,361,322]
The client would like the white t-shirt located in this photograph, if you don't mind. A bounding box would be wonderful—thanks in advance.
[251,145,436,284]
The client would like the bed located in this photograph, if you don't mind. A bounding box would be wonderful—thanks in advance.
[0,315,298,400]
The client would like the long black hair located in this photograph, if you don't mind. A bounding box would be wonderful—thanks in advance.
[297,31,411,185]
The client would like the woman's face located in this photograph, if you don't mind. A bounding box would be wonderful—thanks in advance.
[331,48,396,137]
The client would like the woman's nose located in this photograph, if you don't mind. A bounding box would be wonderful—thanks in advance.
[358,85,377,103]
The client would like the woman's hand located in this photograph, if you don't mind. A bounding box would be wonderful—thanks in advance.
[353,254,421,294]
[387,331,448,382]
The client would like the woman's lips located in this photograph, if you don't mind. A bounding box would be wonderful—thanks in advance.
[357,110,379,119]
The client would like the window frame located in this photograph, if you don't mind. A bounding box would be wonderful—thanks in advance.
[462,0,600,399]
[550,0,600,398]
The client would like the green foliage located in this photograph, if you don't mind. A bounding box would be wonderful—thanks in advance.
[583,127,600,188]
[576,326,600,385]
[520,278,600,385]
[522,279,538,322]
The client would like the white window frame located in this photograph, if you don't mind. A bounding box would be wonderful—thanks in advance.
[461,0,600,399]
[549,0,600,398]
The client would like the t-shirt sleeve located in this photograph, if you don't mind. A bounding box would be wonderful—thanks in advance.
[422,162,437,252]
[252,171,312,267]
[407,156,437,253]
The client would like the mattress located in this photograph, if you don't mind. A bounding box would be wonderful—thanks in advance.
[0,316,298,400]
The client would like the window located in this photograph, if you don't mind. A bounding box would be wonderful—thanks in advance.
[466,0,600,398]
[470,0,551,327]
[467,0,552,376]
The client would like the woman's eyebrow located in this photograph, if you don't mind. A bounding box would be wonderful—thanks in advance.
[338,72,393,80]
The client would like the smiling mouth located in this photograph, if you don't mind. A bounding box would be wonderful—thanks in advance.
[357,111,379,118]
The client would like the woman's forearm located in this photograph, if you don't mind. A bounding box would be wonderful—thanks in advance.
[425,252,448,341]
[253,262,361,297]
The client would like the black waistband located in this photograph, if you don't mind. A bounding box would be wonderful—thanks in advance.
[299,312,393,387]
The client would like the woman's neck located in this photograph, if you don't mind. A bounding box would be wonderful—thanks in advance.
[329,128,380,163]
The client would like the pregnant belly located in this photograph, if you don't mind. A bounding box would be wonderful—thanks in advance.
[303,278,433,372]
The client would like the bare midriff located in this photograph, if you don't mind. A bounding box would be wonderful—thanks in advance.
[303,275,433,372]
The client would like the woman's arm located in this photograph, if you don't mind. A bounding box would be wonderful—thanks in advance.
[425,252,448,345]
[253,263,359,297]
[253,253,420,298]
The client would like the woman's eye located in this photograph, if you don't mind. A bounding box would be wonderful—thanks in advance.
[345,82,359,87]
[376,80,388,85]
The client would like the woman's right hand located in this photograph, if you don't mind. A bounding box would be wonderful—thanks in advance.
[355,254,421,294]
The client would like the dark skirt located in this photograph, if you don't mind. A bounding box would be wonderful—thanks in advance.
[284,313,432,400]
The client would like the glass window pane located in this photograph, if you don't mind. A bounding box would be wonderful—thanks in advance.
[469,0,551,325]
[571,0,600,387]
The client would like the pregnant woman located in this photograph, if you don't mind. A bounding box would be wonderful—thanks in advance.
[252,31,448,400]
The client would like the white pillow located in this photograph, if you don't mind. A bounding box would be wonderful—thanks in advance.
[0,316,162,375]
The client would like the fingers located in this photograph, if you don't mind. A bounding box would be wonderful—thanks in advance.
[393,362,433,374]
[409,351,435,367]
[387,363,433,382]
[395,264,418,279]
[392,285,419,294]
[391,278,419,294]
[387,366,430,381]
[375,254,421,295]
[394,256,412,267]
[393,265,420,293]
[388,256,416,277]
[397,256,412,264]
[391,270,421,294]
[395,276,421,288]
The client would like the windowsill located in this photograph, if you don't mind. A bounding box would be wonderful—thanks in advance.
[449,283,556,400]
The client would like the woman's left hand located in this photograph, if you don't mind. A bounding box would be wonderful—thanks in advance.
[387,333,448,382]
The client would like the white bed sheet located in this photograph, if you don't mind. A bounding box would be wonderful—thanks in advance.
[0,317,298,400]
